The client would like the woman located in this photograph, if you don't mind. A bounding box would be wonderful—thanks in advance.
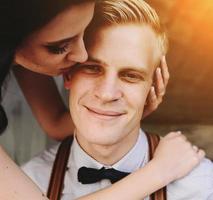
[0,0,204,199]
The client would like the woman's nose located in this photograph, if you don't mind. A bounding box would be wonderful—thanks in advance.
[66,37,88,63]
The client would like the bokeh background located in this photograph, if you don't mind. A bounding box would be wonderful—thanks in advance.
[143,0,213,159]
[146,0,213,124]
[1,0,213,164]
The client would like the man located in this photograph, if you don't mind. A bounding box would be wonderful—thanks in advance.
[22,0,213,199]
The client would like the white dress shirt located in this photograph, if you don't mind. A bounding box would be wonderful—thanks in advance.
[22,130,213,200]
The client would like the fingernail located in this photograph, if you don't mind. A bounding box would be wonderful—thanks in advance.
[162,56,166,62]
[156,67,161,74]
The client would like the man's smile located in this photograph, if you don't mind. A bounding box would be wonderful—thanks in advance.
[84,106,126,120]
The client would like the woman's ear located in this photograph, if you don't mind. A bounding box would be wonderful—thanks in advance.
[14,45,29,66]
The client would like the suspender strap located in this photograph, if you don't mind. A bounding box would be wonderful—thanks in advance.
[47,136,73,200]
[145,132,167,200]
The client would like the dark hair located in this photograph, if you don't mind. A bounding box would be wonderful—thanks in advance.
[0,0,94,134]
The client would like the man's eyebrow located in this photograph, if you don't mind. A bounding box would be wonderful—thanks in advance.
[121,67,149,76]
[45,36,74,46]
[87,56,149,76]
[87,56,107,66]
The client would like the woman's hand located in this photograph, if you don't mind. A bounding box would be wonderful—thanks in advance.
[152,131,205,185]
[142,56,169,119]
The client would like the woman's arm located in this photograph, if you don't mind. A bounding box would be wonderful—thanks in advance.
[13,65,74,140]
[0,146,48,200]
[0,132,204,200]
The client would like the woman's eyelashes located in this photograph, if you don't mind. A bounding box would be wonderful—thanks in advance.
[45,43,70,54]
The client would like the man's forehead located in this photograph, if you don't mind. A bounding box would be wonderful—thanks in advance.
[86,31,157,78]
[86,24,160,65]
[86,24,158,47]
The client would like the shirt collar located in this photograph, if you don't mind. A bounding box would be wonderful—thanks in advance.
[63,129,149,195]
[113,129,149,172]
[68,129,149,173]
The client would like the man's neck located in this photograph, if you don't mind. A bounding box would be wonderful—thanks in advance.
[75,127,140,166]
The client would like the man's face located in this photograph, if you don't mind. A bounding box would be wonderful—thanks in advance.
[66,24,159,149]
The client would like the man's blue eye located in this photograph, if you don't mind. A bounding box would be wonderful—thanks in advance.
[120,72,143,83]
[81,65,101,74]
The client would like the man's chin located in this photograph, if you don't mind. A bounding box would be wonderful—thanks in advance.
[79,127,124,143]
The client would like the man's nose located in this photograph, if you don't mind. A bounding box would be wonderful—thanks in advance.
[94,76,123,103]
[66,37,88,63]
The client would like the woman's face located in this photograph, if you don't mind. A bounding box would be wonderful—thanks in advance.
[15,2,95,76]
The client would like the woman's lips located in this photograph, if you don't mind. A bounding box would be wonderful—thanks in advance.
[84,106,126,119]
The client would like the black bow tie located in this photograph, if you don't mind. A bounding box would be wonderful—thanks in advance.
[78,166,130,184]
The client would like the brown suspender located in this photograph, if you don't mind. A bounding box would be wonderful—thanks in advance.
[145,133,167,200]
[47,133,166,200]
[47,136,73,200]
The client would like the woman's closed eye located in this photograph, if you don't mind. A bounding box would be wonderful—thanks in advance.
[45,43,70,54]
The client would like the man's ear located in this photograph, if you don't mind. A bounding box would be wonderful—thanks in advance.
[144,85,153,105]
[63,74,72,90]
[144,61,160,105]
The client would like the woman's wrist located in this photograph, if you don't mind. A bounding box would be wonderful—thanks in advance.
[146,159,171,187]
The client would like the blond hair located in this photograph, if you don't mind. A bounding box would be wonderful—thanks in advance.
[90,0,168,56]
